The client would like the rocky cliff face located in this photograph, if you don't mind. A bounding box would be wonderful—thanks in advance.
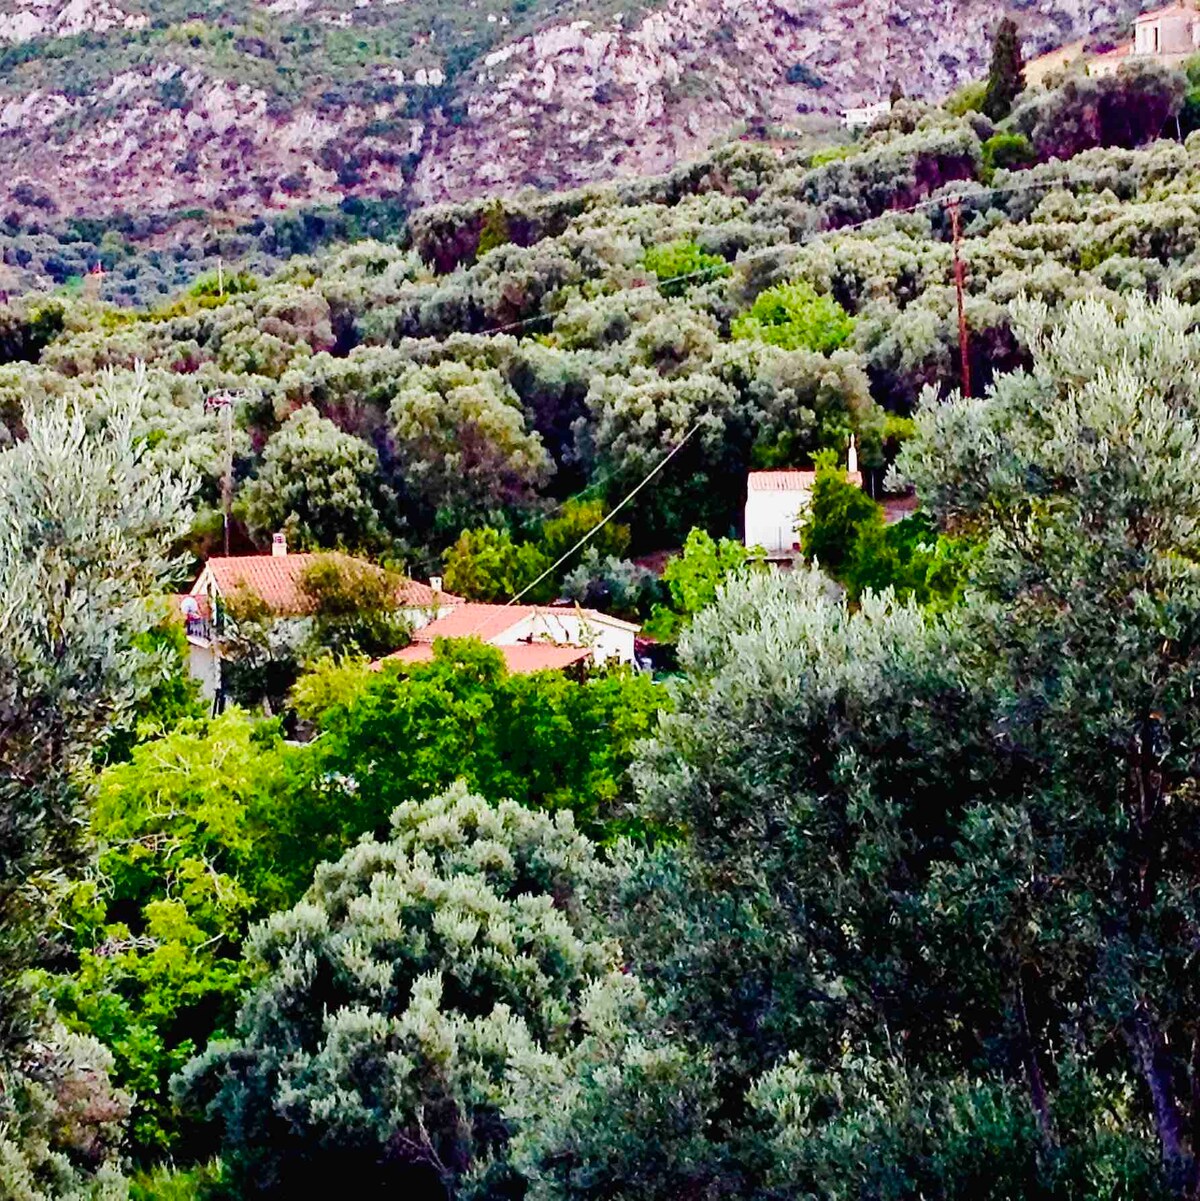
[0,0,1138,225]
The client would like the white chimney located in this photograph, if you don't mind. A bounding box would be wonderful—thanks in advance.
[272,532,287,557]
[429,575,443,594]
[847,435,858,476]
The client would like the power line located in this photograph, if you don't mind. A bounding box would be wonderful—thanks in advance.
[414,163,1156,598]
[458,421,703,631]
[504,421,701,609]
[463,165,1152,343]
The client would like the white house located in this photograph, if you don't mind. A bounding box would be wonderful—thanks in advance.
[1085,3,1200,77]
[843,100,890,130]
[745,445,862,558]
[1133,3,1200,57]
[381,602,641,674]
[178,536,459,702]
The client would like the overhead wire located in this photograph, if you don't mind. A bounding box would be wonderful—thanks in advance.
[416,161,1158,603]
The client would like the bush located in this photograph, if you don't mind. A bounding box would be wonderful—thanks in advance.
[642,241,731,298]
[798,449,880,575]
[299,554,411,659]
[732,280,855,353]
[644,528,759,642]
[981,131,1035,180]
[442,526,555,603]
[178,785,618,1200]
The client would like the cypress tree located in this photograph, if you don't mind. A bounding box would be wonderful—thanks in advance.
[982,16,1024,122]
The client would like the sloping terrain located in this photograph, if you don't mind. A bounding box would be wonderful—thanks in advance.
[0,0,1137,227]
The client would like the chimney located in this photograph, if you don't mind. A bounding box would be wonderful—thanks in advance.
[272,532,287,557]
[429,575,443,595]
[847,435,858,476]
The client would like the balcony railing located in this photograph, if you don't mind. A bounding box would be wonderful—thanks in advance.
[185,616,213,643]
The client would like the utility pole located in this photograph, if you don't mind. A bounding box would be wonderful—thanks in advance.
[948,196,972,398]
[204,392,238,556]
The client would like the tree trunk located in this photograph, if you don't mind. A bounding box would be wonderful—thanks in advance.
[1015,973,1055,1145]
[1127,1006,1194,1191]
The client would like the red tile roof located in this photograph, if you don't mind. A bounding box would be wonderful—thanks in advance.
[408,603,541,643]
[386,641,591,674]
[193,553,459,615]
[747,470,815,492]
[409,602,639,643]
[1134,4,1194,22]
[748,469,863,491]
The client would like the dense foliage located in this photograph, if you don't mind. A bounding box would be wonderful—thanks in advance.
[11,39,1200,1201]
[180,783,619,1200]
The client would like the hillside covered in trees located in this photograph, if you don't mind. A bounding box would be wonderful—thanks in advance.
[8,41,1200,1201]
[0,0,1150,302]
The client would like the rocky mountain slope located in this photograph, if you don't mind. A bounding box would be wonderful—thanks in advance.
[0,0,1137,226]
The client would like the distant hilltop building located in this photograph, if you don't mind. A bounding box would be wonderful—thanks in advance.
[843,100,891,130]
[1028,4,1200,81]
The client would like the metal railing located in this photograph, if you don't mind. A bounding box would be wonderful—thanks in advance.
[185,616,213,643]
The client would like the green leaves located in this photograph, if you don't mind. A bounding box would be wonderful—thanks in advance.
[642,240,731,298]
[179,785,617,1198]
[732,280,855,353]
[644,527,760,643]
[240,404,389,553]
[48,713,300,1159]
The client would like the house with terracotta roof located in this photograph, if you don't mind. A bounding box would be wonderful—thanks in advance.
[380,601,641,675]
[745,444,863,559]
[180,533,459,701]
[1043,2,1200,79]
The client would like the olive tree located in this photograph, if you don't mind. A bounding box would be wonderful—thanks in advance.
[179,784,619,1200]
[612,296,1200,1197]
[240,404,389,551]
[388,361,552,536]
[0,367,193,1061]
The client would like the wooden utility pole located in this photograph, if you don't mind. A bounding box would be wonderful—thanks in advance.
[948,196,972,398]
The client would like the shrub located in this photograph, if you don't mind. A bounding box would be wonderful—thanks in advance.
[442,526,555,603]
[178,785,619,1199]
[642,240,731,298]
[981,131,1035,180]
[732,280,855,353]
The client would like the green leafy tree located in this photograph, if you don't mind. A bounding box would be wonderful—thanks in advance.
[732,281,855,353]
[981,131,1035,180]
[944,79,988,116]
[982,16,1024,122]
[46,714,298,1162]
[178,784,619,1200]
[240,405,389,552]
[442,525,555,603]
[538,498,631,565]
[296,639,663,849]
[841,511,969,607]
[642,241,731,298]
[475,200,513,259]
[299,553,411,659]
[798,449,880,575]
[644,528,760,642]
